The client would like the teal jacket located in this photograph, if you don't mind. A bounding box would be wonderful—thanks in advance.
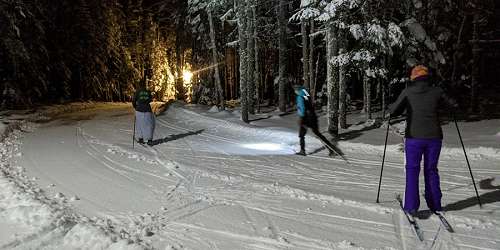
[296,87,310,118]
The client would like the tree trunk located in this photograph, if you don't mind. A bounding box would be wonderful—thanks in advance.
[301,19,309,89]
[326,24,339,136]
[338,34,348,129]
[309,19,315,95]
[208,9,224,110]
[278,0,287,112]
[339,65,347,129]
[236,0,249,122]
[175,1,187,101]
[247,1,256,114]
[364,73,372,120]
[312,55,319,101]
[253,2,260,113]
[382,80,386,117]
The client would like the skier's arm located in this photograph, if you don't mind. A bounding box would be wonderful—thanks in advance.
[388,90,407,118]
[296,95,305,118]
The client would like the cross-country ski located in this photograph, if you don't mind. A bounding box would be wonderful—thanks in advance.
[396,194,425,242]
[434,212,455,233]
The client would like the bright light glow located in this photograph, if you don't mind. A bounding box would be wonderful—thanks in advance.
[183,70,193,83]
[243,143,284,151]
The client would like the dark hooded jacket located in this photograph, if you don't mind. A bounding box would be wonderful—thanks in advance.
[133,88,153,113]
[389,80,457,139]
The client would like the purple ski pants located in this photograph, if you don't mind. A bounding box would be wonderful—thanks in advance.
[404,138,443,213]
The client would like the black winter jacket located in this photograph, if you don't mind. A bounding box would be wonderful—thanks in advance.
[133,88,153,113]
[389,80,457,139]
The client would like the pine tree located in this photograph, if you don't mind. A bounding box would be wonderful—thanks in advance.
[326,24,339,136]
[247,0,256,114]
[278,0,287,112]
[208,7,224,110]
[301,19,310,89]
[236,0,249,122]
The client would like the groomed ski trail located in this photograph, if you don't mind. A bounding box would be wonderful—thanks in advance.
[5,103,499,249]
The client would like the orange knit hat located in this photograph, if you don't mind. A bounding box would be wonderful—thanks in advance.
[410,65,429,81]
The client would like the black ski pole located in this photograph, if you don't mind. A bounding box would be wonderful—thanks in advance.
[452,112,482,207]
[376,115,391,203]
[132,113,136,149]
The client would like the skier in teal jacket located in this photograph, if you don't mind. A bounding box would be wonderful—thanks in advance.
[294,85,342,157]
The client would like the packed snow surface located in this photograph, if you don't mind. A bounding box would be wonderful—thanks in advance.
[1,102,499,249]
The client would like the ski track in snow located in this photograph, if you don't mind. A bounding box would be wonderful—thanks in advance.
[1,103,499,249]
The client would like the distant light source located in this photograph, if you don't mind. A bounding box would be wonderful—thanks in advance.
[243,143,284,151]
[183,70,193,83]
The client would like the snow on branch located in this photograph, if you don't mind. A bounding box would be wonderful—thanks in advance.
[310,29,326,37]
[220,8,233,22]
[388,22,404,48]
[290,7,321,22]
[366,22,387,49]
[365,67,388,79]
[330,50,376,67]
[226,40,239,47]
[349,24,363,40]
[317,0,360,22]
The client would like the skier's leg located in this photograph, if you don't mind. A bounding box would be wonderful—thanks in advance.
[144,112,154,145]
[135,111,145,142]
[298,125,307,154]
[404,138,424,214]
[423,139,443,212]
[151,113,156,138]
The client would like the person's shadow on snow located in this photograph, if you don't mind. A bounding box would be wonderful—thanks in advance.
[151,129,204,146]
[416,178,500,219]
[444,178,500,212]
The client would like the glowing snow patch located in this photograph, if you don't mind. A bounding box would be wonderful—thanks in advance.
[243,143,284,151]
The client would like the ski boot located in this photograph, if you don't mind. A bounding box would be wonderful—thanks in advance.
[296,150,306,156]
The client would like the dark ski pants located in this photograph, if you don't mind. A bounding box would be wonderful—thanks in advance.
[404,138,443,213]
[299,124,337,153]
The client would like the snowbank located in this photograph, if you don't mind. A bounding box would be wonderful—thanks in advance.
[150,101,168,115]
[347,119,378,131]
[208,105,219,113]
[0,175,141,249]
[0,104,144,249]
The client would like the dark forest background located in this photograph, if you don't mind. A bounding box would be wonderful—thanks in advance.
[1,0,499,132]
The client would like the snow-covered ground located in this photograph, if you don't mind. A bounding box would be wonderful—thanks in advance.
[1,102,499,249]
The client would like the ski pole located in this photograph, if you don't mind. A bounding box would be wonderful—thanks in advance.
[376,115,391,203]
[132,113,136,149]
[452,112,482,208]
